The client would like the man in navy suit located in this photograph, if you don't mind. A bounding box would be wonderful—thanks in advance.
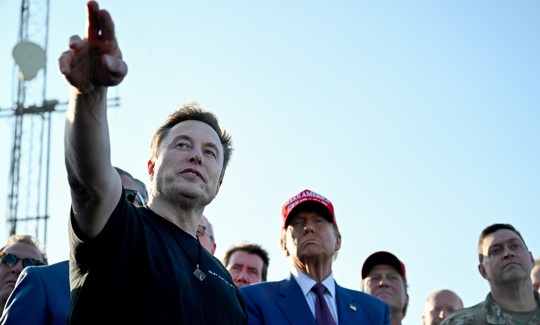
[0,261,68,325]
[241,189,390,325]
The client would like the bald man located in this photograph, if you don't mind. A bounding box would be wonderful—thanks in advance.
[422,289,463,325]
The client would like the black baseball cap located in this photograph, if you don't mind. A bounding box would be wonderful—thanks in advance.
[361,251,406,280]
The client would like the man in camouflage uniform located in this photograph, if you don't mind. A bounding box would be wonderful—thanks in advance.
[441,224,540,325]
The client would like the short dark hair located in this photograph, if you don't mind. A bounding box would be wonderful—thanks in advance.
[150,103,233,180]
[222,243,270,281]
[478,223,527,262]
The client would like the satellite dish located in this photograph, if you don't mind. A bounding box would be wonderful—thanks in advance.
[12,41,46,81]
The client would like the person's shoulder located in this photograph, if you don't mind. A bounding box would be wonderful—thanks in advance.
[27,260,69,275]
[240,279,285,294]
[440,302,485,325]
[336,285,387,307]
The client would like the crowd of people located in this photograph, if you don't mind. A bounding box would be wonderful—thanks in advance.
[0,1,539,324]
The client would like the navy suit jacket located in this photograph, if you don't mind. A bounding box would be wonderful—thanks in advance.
[240,274,390,325]
[0,260,69,325]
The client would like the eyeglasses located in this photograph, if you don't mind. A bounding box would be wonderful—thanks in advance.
[0,252,45,268]
[125,189,146,206]
[197,225,214,241]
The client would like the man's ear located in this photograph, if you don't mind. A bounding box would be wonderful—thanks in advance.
[334,228,342,252]
[280,231,290,258]
[405,292,410,305]
[478,262,489,280]
[215,179,222,197]
[147,160,155,181]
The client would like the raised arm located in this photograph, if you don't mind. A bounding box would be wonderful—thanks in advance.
[60,1,128,238]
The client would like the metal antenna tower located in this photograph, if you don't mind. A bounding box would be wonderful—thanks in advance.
[1,0,59,245]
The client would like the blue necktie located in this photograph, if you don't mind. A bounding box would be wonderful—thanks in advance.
[312,283,336,325]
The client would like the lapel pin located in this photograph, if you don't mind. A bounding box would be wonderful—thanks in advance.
[350,304,357,311]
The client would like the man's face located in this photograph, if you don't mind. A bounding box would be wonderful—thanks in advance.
[530,264,540,292]
[478,229,534,287]
[226,250,264,288]
[0,243,44,306]
[197,217,216,254]
[363,264,408,316]
[422,291,463,325]
[283,211,341,270]
[148,120,223,209]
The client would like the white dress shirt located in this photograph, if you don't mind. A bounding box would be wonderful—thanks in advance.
[290,268,339,324]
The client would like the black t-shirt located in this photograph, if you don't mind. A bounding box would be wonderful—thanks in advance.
[68,193,247,324]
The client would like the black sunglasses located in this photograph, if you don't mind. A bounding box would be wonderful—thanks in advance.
[0,252,45,268]
[125,189,145,206]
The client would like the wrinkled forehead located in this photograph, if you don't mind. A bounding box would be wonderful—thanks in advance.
[230,251,264,268]
[481,229,525,251]
[165,120,222,148]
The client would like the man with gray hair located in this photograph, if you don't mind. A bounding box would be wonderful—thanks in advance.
[0,235,47,317]
[241,189,390,324]
[361,251,409,325]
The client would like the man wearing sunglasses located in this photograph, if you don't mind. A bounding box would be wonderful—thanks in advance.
[58,2,245,324]
[0,235,47,317]
[115,166,148,207]
[0,167,145,325]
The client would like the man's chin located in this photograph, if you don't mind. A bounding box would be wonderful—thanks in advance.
[175,188,213,208]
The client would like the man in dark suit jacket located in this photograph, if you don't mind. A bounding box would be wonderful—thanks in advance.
[241,189,390,325]
[0,261,68,325]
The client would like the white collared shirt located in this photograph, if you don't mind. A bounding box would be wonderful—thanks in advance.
[290,268,339,324]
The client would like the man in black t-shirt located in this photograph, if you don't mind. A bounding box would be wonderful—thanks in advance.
[59,2,246,324]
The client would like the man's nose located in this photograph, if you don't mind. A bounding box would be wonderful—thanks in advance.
[438,309,447,319]
[302,219,317,234]
[188,149,203,164]
[10,260,25,274]
[502,247,515,259]
[236,269,249,283]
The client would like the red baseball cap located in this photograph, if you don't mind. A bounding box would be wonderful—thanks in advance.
[281,189,337,229]
[361,251,406,280]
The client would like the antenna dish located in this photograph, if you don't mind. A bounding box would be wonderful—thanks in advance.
[13,41,46,81]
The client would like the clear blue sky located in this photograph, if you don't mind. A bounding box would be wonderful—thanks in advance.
[1,1,539,324]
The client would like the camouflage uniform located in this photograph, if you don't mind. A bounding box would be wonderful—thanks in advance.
[441,292,540,325]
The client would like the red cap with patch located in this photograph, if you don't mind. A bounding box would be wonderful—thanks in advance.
[281,189,337,229]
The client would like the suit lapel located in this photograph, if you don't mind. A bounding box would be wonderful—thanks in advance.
[276,275,317,325]
[335,283,361,325]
